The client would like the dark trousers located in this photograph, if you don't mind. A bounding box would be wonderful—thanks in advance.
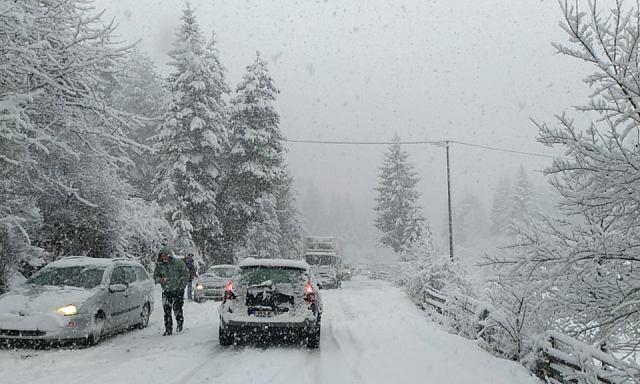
[162,290,184,331]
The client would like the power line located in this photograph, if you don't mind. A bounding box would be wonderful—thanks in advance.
[283,138,555,159]
[283,138,444,145]
[450,140,555,159]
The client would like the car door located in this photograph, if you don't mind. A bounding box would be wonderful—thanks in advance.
[134,266,154,308]
[107,266,131,330]
[122,266,143,326]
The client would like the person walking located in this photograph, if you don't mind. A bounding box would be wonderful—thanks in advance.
[184,253,198,300]
[154,247,189,335]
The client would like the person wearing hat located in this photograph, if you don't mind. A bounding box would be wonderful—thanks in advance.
[154,247,189,335]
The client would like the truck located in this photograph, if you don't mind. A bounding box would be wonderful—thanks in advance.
[303,236,343,289]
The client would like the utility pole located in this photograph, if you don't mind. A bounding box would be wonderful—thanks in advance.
[445,141,454,261]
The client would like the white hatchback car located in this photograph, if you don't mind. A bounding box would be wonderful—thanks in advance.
[0,256,154,346]
[219,258,323,348]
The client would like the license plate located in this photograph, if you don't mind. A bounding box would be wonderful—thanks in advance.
[254,310,275,317]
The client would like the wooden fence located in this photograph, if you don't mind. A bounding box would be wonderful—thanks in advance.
[413,286,640,384]
[536,331,640,384]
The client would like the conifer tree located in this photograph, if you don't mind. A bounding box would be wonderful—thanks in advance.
[274,171,305,259]
[217,52,285,261]
[490,176,511,237]
[241,194,282,259]
[110,48,169,196]
[374,135,429,253]
[154,4,229,260]
[507,166,539,234]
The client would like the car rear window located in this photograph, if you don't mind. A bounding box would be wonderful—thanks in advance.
[27,266,106,289]
[240,267,304,285]
[305,254,338,266]
[208,267,235,278]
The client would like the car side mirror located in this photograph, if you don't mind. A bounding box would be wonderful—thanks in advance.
[109,284,127,293]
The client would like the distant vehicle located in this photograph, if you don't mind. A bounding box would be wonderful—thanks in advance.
[304,236,343,289]
[194,264,236,302]
[339,263,353,281]
[0,256,154,346]
[219,258,323,348]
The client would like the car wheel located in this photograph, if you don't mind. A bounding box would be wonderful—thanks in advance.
[86,312,106,346]
[219,324,233,346]
[138,303,151,329]
[307,321,321,348]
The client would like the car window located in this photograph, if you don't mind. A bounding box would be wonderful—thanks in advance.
[240,267,305,285]
[110,266,128,285]
[305,255,337,266]
[27,266,106,289]
[124,266,137,284]
[134,266,149,281]
[207,267,235,278]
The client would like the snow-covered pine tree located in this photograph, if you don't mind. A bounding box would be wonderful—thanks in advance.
[452,191,488,246]
[110,48,169,197]
[489,176,511,237]
[374,134,429,254]
[506,166,539,234]
[274,171,305,259]
[217,52,286,261]
[154,4,229,261]
[239,193,282,260]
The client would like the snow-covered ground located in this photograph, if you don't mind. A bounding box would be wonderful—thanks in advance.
[0,277,541,384]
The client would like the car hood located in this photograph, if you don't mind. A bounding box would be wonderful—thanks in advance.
[196,276,227,285]
[0,285,96,315]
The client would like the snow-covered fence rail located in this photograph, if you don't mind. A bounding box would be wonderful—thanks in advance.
[417,286,447,313]
[414,285,491,342]
[536,331,640,384]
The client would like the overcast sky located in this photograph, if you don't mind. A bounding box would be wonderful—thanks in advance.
[95,0,592,238]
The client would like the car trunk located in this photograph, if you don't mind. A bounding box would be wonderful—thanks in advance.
[246,280,296,317]
[239,267,303,318]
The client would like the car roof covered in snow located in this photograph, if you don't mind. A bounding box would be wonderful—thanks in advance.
[208,264,236,269]
[238,258,309,270]
[46,256,141,269]
[304,251,340,256]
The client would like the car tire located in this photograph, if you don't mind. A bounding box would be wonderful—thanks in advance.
[219,324,233,346]
[138,303,151,329]
[86,312,106,346]
[306,321,321,348]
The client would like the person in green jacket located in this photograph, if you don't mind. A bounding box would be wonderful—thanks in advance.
[154,247,189,335]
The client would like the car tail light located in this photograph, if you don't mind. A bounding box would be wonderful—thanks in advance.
[304,282,316,303]
[223,280,235,302]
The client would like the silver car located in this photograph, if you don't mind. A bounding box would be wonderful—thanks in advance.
[0,256,154,346]
[219,258,323,348]
[194,264,236,302]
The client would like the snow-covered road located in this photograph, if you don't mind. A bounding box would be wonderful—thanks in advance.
[0,278,540,384]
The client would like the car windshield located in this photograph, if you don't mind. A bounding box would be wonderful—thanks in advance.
[207,267,235,278]
[27,266,106,289]
[240,267,304,286]
[305,255,337,266]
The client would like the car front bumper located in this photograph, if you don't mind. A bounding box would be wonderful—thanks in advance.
[0,312,93,342]
[194,287,224,301]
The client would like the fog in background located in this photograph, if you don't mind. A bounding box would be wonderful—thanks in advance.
[95,0,592,259]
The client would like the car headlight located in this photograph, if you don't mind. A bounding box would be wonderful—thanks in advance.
[57,304,78,316]
[195,284,205,290]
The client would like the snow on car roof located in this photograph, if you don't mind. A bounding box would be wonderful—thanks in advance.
[238,258,309,270]
[304,251,340,256]
[209,264,236,269]
[47,256,140,268]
